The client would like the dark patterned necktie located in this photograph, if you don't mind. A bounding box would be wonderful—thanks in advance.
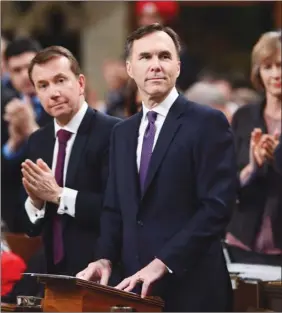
[139,111,158,193]
[53,129,72,264]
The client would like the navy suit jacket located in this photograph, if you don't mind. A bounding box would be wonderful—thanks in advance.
[97,95,237,311]
[24,108,120,275]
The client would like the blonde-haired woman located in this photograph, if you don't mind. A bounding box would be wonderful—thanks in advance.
[226,31,282,266]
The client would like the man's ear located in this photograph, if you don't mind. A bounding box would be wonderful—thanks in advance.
[78,74,86,95]
[126,60,133,79]
[176,60,181,78]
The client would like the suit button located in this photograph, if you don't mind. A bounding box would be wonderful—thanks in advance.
[137,220,144,227]
[64,206,68,210]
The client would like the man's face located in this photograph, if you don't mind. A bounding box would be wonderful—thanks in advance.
[126,31,180,102]
[32,56,85,120]
[7,52,36,95]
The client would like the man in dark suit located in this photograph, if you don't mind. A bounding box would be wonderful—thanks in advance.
[1,38,52,232]
[77,24,237,311]
[21,46,120,276]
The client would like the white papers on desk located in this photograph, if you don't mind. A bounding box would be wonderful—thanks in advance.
[227,263,282,281]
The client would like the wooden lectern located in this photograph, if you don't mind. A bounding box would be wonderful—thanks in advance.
[25,274,164,312]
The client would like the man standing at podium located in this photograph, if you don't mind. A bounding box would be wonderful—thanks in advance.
[77,24,237,311]
[21,46,120,276]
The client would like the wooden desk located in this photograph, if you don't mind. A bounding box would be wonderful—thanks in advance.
[261,282,282,312]
[24,274,164,312]
[1,303,17,312]
[231,277,282,312]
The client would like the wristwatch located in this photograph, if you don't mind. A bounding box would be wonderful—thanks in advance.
[56,192,62,205]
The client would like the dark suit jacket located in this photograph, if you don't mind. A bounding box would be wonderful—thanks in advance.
[1,89,52,233]
[24,107,120,276]
[96,95,237,311]
[274,135,282,175]
[1,83,17,146]
[227,103,282,249]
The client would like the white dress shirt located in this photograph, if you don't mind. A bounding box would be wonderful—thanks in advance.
[136,87,179,170]
[25,101,88,224]
[136,87,178,274]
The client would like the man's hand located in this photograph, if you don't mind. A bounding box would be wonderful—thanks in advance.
[115,258,168,298]
[21,159,62,204]
[4,98,39,137]
[22,175,44,209]
[250,128,265,168]
[76,259,112,285]
[260,131,280,161]
[6,123,26,152]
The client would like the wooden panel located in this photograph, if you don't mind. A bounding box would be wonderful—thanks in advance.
[274,1,282,28]
[262,282,282,312]
[1,303,16,312]
[4,232,42,263]
[83,289,162,312]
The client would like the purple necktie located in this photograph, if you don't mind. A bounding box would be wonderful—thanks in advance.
[53,129,72,264]
[139,111,158,192]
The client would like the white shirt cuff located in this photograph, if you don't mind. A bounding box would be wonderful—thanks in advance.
[25,197,45,224]
[57,187,78,218]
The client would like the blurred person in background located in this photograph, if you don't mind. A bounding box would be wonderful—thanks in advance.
[1,38,52,233]
[198,69,240,115]
[226,31,282,266]
[231,87,262,108]
[1,35,19,143]
[102,59,129,118]
[1,36,10,84]
[184,81,232,123]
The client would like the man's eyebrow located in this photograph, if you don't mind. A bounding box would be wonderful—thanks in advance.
[159,50,172,55]
[36,73,66,84]
[139,52,151,57]
[138,50,172,57]
[53,73,67,79]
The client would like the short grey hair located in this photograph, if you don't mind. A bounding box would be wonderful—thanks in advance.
[184,82,227,107]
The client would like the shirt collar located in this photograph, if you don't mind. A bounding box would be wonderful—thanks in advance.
[142,87,179,120]
[54,101,88,137]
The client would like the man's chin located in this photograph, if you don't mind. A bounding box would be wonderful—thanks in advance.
[147,86,166,96]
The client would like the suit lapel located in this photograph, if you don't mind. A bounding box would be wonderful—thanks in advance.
[40,123,55,169]
[41,124,56,220]
[124,111,143,203]
[142,96,187,198]
[65,107,94,187]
